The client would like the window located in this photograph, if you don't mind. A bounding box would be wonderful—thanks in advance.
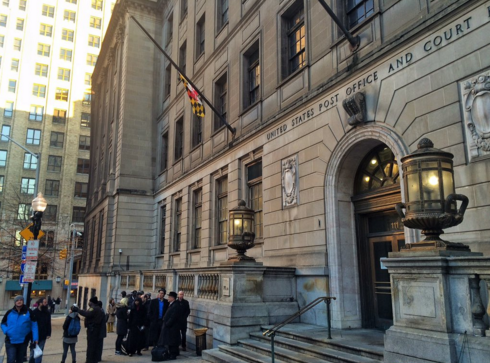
[77,158,89,174]
[44,205,57,222]
[166,12,173,45]
[87,54,97,66]
[244,42,260,107]
[72,207,85,223]
[347,0,374,29]
[181,0,187,21]
[42,5,55,17]
[193,189,202,249]
[16,18,24,31]
[217,177,228,245]
[45,180,60,197]
[21,178,35,194]
[74,182,88,198]
[196,15,205,58]
[29,106,44,121]
[217,0,228,30]
[23,153,37,170]
[37,43,50,56]
[159,205,166,254]
[88,35,100,48]
[174,198,182,251]
[40,231,55,248]
[164,64,171,99]
[283,2,305,78]
[47,155,62,172]
[91,0,103,10]
[40,24,53,37]
[179,41,187,75]
[50,132,64,148]
[1,125,10,141]
[58,68,70,81]
[26,129,41,145]
[55,88,69,101]
[60,48,73,61]
[17,204,30,220]
[161,132,168,171]
[35,63,48,77]
[11,59,19,71]
[0,150,6,166]
[4,102,13,117]
[174,118,183,160]
[62,29,74,42]
[19,0,26,11]
[0,35,4,47]
[8,80,16,93]
[214,73,227,130]
[13,38,21,51]
[81,113,91,127]
[85,73,92,86]
[63,10,76,22]
[33,84,46,97]
[83,92,91,105]
[0,14,6,27]
[90,16,101,29]
[247,161,263,238]
[79,135,90,150]
[53,109,66,124]
[192,115,202,147]
[66,0,77,4]
[2,1,8,6]
[0,175,4,192]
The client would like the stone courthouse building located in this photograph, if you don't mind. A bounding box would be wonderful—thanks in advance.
[80,0,490,358]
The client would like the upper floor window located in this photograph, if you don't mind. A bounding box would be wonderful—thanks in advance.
[193,189,202,249]
[35,63,48,77]
[192,115,202,148]
[8,80,16,93]
[60,48,73,61]
[87,54,98,66]
[216,176,228,245]
[214,73,227,131]
[26,128,41,145]
[44,205,57,222]
[159,205,166,254]
[19,1,26,11]
[53,109,66,124]
[1,125,10,141]
[29,106,44,121]
[179,41,187,75]
[17,204,30,220]
[88,35,100,48]
[347,0,374,29]
[244,41,260,108]
[0,14,7,27]
[180,0,187,22]
[81,113,91,127]
[32,84,46,98]
[21,178,35,195]
[11,58,19,71]
[174,198,182,252]
[16,18,24,31]
[58,67,71,81]
[55,88,69,101]
[63,10,76,22]
[196,14,205,58]
[50,131,64,148]
[42,5,54,18]
[77,158,90,174]
[174,118,183,161]
[91,0,103,10]
[164,64,171,99]
[160,132,168,171]
[72,207,85,223]
[74,182,88,198]
[47,155,62,172]
[0,150,7,167]
[285,2,305,78]
[79,135,90,151]
[0,35,4,47]
[13,38,21,51]
[66,0,77,4]
[4,102,13,118]
[23,153,37,170]
[247,161,263,239]
[40,24,53,37]
[83,92,92,105]
[217,0,228,31]
[62,29,74,42]
[166,12,173,45]
[37,43,51,57]
[45,180,60,197]
[90,16,101,29]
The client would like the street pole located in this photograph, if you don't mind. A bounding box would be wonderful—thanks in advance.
[65,224,76,315]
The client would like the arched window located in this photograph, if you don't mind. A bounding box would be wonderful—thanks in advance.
[355,144,399,194]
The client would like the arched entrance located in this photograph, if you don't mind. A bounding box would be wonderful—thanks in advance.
[324,124,415,330]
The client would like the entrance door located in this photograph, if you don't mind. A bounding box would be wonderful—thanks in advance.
[369,234,405,329]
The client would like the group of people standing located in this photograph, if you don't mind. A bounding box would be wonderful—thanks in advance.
[115,289,190,360]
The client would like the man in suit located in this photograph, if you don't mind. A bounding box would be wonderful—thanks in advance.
[158,292,181,360]
[177,291,190,351]
[148,289,169,346]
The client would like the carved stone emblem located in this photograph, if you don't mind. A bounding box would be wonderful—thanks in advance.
[282,155,299,208]
[461,72,490,158]
[342,92,366,126]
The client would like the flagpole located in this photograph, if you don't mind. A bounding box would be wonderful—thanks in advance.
[129,15,236,137]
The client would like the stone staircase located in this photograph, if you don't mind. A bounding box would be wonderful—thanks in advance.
[203,323,384,363]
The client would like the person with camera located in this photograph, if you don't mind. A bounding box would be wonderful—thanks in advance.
[127,297,146,356]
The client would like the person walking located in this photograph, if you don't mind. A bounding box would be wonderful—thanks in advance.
[61,305,80,363]
[96,301,107,362]
[148,289,168,347]
[29,298,51,363]
[177,291,190,352]
[127,297,146,356]
[1,295,39,363]
[115,299,128,355]
[55,297,61,313]
[106,299,116,333]
[157,292,181,360]
[77,297,104,363]
[47,296,55,314]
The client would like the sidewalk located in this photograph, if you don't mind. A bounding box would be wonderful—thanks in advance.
[1,314,206,363]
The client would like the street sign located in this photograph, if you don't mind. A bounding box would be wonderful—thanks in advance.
[23,260,37,282]
[20,224,44,241]
[20,261,26,273]
[19,275,25,284]
[26,240,40,260]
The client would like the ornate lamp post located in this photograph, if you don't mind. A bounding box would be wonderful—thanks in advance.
[227,200,256,262]
[395,138,470,251]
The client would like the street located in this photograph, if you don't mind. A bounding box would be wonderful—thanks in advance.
[1,314,205,363]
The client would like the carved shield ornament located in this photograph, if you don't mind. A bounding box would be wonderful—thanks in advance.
[282,156,299,207]
[464,73,490,152]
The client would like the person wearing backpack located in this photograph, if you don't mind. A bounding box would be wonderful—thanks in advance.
[61,305,80,363]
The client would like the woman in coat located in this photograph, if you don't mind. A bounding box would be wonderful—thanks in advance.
[114,300,128,355]
[127,297,146,356]
[106,299,116,333]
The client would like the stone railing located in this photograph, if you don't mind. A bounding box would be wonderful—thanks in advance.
[154,274,167,290]
[143,274,153,289]
[197,274,219,300]
[178,274,195,296]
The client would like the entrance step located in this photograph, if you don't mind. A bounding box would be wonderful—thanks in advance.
[202,323,384,363]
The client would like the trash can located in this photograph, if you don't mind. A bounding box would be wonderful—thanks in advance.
[194,328,208,356]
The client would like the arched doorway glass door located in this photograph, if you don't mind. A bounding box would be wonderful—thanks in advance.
[352,144,405,330]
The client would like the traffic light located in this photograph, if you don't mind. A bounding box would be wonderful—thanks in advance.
[59,249,67,260]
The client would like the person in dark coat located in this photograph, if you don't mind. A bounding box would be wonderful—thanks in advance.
[141,294,151,351]
[29,298,51,363]
[177,291,190,351]
[148,289,169,347]
[114,300,128,355]
[157,292,181,360]
[127,297,146,356]
[77,297,104,363]
[96,301,107,362]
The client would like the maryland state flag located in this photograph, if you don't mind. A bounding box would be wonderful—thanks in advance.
[179,73,205,117]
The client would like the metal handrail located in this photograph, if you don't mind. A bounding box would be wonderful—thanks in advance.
[262,296,336,363]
